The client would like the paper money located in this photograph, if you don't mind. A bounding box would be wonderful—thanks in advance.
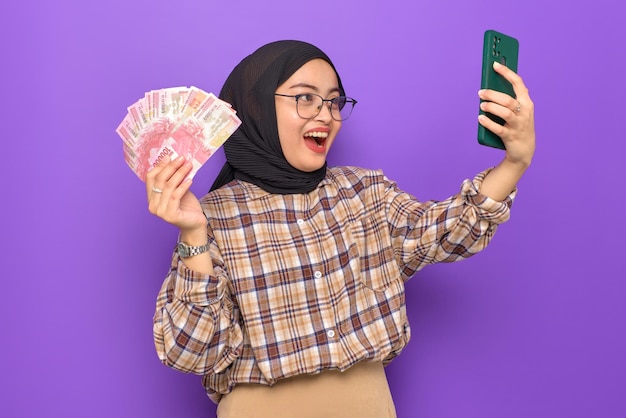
[116,87,240,182]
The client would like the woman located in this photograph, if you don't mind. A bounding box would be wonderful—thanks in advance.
[147,40,535,417]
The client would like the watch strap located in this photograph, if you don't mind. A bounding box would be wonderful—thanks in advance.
[177,241,209,258]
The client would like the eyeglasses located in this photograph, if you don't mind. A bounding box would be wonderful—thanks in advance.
[274,93,357,121]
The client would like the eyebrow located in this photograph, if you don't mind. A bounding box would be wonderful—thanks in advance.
[288,82,341,94]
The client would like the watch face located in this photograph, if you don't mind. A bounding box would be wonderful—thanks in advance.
[177,241,208,258]
[177,242,189,257]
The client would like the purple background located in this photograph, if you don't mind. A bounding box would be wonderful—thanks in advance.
[2,0,625,416]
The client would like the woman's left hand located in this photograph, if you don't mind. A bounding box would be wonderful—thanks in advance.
[478,61,535,167]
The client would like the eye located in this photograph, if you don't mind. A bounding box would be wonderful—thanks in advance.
[330,96,346,110]
[297,94,316,103]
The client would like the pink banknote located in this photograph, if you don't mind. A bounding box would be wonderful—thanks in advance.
[116,87,241,182]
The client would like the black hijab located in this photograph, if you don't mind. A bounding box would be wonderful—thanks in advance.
[209,40,345,194]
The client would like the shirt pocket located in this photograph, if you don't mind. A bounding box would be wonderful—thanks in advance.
[349,215,399,292]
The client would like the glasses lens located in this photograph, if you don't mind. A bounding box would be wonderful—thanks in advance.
[296,94,355,120]
[335,97,355,121]
[296,94,323,119]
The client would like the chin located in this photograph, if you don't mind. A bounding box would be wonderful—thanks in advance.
[287,151,328,172]
[307,155,330,171]
[299,163,326,172]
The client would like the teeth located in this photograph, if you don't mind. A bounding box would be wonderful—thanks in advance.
[304,131,328,138]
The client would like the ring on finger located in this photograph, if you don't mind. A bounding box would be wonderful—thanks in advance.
[514,101,522,113]
[151,186,163,194]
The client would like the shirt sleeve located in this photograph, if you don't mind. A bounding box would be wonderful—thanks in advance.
[386,168,516,278]
[153,250,243,375]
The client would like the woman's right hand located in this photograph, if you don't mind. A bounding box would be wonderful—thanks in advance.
[145,156,207,234]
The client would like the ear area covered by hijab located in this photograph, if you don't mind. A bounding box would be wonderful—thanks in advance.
[210,40,345,195]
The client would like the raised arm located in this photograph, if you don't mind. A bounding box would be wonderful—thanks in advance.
[478,61,536,201]
[147,156,242,373]
[146,155,214,275]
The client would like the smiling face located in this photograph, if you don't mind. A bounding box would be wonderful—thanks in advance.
[274,59,342,172]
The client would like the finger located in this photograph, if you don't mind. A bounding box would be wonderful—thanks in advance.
[162,160,194,200]
[152,156,186,189]
[172,174,193,200]
[478,113,507,141]
[145,154,178,197]
[145,158,167,198]
[478,90,530,119]
[147,155,184,213]
[153,160,194,218]
[147,177,166,214]
[492,61,530,102]
[480,100,518,123]
[478,89,519,110]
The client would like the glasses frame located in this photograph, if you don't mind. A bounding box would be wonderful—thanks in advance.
[274,93,357,121]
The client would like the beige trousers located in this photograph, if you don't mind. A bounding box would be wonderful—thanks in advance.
[216,361,397,418]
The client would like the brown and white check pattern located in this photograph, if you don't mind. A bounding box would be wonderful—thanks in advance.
[153,166,515,403]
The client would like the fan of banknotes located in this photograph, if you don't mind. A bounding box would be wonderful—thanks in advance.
[116,86,241,181]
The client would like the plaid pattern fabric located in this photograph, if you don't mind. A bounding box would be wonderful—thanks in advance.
[153,166,515,403]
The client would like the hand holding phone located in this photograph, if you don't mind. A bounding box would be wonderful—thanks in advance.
[478,30,519,149]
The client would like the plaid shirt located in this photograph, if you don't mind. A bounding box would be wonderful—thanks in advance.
[153,166,515,403]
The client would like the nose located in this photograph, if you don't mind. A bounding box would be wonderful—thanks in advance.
[315,101,333,122]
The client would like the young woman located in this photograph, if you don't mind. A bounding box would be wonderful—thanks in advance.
[146,40,535,417]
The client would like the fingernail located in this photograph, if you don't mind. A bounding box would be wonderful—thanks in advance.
[493,61,501,68]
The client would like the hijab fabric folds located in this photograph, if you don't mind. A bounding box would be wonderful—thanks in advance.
[209,40,345,194]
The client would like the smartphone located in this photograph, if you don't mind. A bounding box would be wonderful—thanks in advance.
[478,30,519,149]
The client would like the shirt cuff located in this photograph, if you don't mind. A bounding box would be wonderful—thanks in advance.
[173,255,228,305]
[461,168,516,223]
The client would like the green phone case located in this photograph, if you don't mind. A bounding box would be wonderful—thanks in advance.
[478,30,519,149]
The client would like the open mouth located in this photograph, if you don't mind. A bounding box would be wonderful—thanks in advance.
[303,130,328,150]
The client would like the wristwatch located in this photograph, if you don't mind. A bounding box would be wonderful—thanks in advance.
[176,241,209,258]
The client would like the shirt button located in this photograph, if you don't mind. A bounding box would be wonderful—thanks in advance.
[314,271,322,279]
[297,219,305,225]
[327,329,336,338]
